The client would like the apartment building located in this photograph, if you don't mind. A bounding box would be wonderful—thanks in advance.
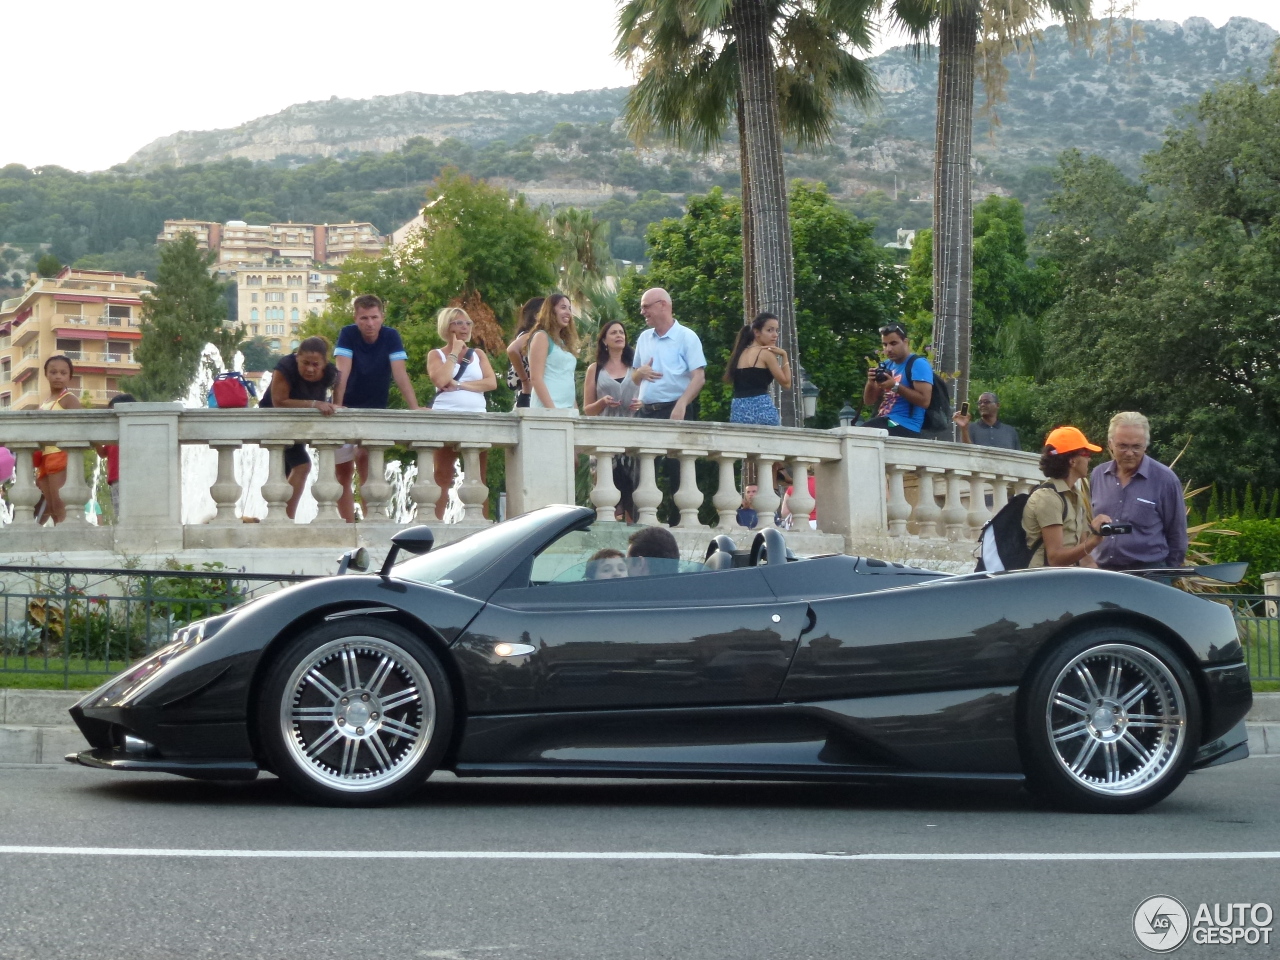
[0,268,153,411]
[158,219,386,269]
[238,267,339,351]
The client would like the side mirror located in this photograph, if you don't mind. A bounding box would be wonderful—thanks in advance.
[337,547,370,576]
[380,525,435,577]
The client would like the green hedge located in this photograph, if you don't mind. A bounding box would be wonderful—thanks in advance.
[1197,518,1280,591]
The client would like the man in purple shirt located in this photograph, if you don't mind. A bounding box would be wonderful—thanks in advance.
[1090,411,1188,569]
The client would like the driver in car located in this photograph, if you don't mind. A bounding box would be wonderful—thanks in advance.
[626,526,682,577]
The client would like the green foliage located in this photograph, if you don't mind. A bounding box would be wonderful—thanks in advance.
[124,233,238,401]
[149,561,247,622]
[239,336,280,373]
[35,253,60,277]
[618,184,901,426]
[1197,519,1280,592]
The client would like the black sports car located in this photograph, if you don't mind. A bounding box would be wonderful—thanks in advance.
[69,505,1253,812]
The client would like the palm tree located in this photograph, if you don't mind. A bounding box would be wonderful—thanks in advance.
[616,0,877,426]
[884,0,1092,413]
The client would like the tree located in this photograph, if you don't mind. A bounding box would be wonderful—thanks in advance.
[239,336,281,373]
[1033,52,1280,490]
[124,232,235,401]
[619,184,901,426]
[882,0,1092,414]
[36,253,61,277]
[549,207,617,339]
[616,0,878,425]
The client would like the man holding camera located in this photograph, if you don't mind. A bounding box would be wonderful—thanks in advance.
[861,323,932,438]
[1090,411,1188,570]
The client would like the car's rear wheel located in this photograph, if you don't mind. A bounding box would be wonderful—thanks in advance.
[1021,629,1200,813]
[257,617,453,806]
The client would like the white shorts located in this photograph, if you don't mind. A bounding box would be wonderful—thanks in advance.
[334,443,358,465]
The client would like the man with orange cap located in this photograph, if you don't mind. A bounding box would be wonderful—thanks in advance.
[1023,426,1114,568]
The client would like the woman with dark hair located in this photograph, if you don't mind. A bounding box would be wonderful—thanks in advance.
[525,293,579,410]
[584,320,641,520]
[724,312,790,426]
[33,354,82,524]
[259,336,340,519]
[1023,426,1114,568]
[506,297,544,409]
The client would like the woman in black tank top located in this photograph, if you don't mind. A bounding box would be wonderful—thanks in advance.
[724,312,791,426]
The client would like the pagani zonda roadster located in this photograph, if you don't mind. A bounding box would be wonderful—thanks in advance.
[69,505,1252,812]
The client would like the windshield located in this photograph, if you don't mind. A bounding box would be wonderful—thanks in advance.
[393,511,567,588]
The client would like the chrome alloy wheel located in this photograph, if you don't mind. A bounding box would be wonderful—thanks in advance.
[278,636,437,793]
[1045,643,1188,797]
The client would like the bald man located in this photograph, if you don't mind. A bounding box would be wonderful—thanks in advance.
[631,287,706,422]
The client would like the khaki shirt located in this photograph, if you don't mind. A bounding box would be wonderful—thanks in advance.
[1023,478,1092,568]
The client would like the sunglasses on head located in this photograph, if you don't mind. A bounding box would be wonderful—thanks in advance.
[878,324,907,338]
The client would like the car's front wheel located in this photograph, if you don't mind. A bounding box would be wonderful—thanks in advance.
[1021,629,1200,813]
[257,617,453,806]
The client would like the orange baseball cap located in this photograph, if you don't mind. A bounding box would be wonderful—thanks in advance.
[1045,426,1102,454]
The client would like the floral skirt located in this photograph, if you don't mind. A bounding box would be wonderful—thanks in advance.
[730,394,780,426]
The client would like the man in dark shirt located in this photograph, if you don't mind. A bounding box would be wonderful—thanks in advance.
[953,392,1020,450]
[332,294,420,521]
[1090,411,1188,569]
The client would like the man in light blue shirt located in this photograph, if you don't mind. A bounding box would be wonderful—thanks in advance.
[631,287,706,421]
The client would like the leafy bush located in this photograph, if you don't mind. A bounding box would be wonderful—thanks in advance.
[1197,518,1280,592]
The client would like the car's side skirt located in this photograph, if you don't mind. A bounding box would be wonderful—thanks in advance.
[451,761,1025,786]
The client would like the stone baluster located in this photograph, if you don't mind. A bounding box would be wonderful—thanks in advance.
[967,473,995,537]
[208,441,243,525]
[941,469,970,541]
[675,449,708,528]
[787,459,818,526]
[309,443,344,522]
[992,476,1015,514]
[59,443,92,524]
[712,453,743,530]
[1011,478,1034,499]
[589,447,624,522]
[457,443,491,523]
[5,443,41,528]
[408,442,443,523]
[633,448,666,526]
[361,441,395,522]
[886,464,913,538]
[747,458,778,527]
[259,442,294,524]
[913,467,943,539]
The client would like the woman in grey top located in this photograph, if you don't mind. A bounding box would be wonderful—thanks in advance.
[584,320,641,519]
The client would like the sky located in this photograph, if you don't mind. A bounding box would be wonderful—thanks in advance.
[1,0,1275,173]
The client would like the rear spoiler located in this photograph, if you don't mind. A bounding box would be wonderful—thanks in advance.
[1123,562,1249,585]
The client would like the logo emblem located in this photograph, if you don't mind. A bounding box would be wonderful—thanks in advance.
[1134,896,1190,953]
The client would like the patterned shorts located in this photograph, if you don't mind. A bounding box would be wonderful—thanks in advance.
[730,394,781,426]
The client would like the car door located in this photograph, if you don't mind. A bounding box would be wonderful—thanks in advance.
[454,565,810,714]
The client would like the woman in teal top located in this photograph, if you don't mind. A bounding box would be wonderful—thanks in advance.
[527,293,580,411]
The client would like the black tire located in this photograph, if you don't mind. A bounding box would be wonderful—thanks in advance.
[1021,628,1200,813]
[257,616,453,806]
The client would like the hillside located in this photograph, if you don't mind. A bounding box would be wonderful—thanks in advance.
[128,17,1278,194]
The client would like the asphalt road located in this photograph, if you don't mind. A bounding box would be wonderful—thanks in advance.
[1,759,1278,960]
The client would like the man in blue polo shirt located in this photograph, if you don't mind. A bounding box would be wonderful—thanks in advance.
[861,323,933,438]
[332,294,419,521]
[631,287,706,421]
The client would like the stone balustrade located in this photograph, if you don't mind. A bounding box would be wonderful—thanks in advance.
[0,404,1043,566]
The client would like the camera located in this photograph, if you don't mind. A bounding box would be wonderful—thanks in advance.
[1096,521,1133,536]
[872,360,892,383]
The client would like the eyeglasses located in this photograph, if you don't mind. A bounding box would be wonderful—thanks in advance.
[1112,444,1148,454]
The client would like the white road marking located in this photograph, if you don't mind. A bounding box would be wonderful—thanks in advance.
[2,847,1280,861]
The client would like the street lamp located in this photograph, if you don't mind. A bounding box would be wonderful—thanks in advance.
[798,365,820,420]
[838,401,858,428]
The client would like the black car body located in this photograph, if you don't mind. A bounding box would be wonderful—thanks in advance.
[69,505,1253,811]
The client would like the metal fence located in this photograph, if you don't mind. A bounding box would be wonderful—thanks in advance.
[0,565,313,688]
[1208,594,1280,682]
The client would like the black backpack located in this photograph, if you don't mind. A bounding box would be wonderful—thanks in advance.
[901,354,953,433]
[975,482,1068,572]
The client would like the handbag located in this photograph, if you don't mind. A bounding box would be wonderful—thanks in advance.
[210,372,257,408]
